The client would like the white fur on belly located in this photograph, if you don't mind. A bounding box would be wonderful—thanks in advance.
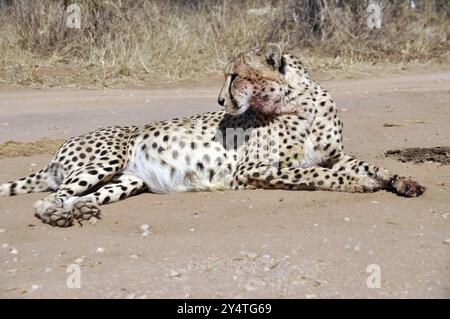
[125,144,234,193]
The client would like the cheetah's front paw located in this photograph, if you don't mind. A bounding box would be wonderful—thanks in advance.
[73,199,102,220]
[391,176,426,197]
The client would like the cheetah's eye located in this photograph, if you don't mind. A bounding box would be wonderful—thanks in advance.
[230,73,238,83]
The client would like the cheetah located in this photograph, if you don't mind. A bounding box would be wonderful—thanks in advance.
[0,44,425,227]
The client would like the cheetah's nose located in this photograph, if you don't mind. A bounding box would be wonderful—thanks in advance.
[218,97,225,106]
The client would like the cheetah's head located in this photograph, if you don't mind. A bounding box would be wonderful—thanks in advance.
[218,44,306,116]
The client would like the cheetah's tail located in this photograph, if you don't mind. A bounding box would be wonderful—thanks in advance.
[0,168,51,197]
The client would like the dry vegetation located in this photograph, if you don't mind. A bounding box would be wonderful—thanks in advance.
[0,138,65,158]
[0,0,449,87]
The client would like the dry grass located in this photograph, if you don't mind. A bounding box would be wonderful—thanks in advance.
[0,0,449,88]
[0,139,65,159]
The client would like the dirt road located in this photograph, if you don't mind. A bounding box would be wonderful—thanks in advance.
[0,72,449,298]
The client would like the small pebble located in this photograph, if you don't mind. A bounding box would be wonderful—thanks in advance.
[244,285,256,292]
[169,270,181,277]
[130,254,138,259]
[443,238,450,245]
[344,217,350,222]
[74,257,84,264]
[140,224,150,237]
[6,268,18,273]
[9,248,18,255]
[239,251,258,258]
[96,247,105,253]
[0,229,5,233]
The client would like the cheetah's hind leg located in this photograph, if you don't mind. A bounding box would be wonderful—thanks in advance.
[33,194,102,227]
[72,174,146,221]
[33,159,126,227]
[33,193,74,227]
[71,197,102,221]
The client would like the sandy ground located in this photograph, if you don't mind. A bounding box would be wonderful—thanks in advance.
[0,72,449,298]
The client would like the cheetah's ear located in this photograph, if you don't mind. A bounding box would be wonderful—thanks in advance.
[264,43,283,70]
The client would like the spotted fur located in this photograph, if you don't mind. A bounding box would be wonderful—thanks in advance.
[0,44,425,227]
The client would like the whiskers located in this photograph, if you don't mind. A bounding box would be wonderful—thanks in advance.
[230,95,247,114]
